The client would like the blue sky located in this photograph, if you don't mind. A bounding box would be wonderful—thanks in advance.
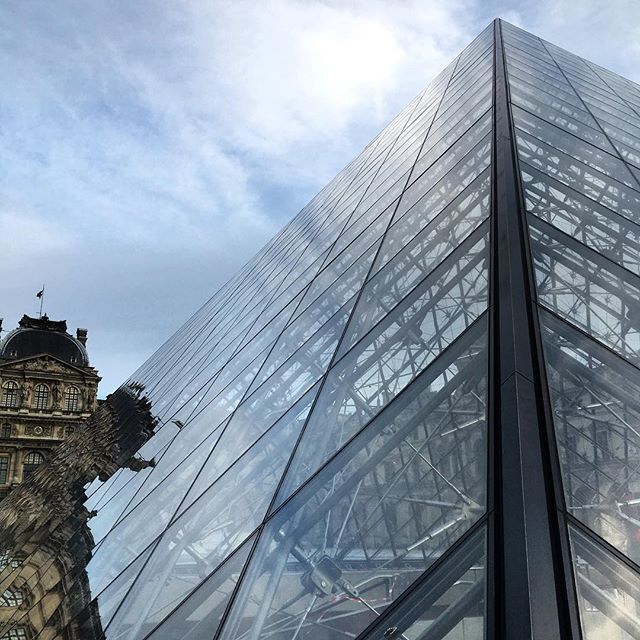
[2,0,640,395]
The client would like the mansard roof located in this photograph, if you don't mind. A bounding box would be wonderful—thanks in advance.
[0,315,89,367]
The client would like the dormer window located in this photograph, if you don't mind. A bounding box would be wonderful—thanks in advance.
[32,384,49,410]
[1,382,19,408]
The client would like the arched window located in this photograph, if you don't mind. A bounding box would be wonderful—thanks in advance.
[0,588,23,607]
[22,451,44,478]
[32,384,49,410]
[1,382,18,408]
[64,385,80,411]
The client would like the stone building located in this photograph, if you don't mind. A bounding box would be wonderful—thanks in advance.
[0,315,100,497]
[0,384,157,639]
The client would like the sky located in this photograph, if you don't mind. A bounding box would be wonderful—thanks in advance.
[2,0,640,396]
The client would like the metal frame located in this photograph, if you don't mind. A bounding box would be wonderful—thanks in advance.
[490,18,576,640]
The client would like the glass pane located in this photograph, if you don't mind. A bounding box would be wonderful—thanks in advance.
[118,534,254,640]
[361,526,486,640]
[540,309,640,563]
[280,228,489,501]
[571,525,640,640]
[522,166,640,276]
[530,220,640,366]
[219,318,488,640]
[339,173,490,355]
[181,383,319,514]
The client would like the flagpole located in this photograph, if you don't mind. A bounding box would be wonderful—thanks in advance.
[39,284,45,318]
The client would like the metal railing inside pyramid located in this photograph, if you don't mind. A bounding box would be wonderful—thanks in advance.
[2,18,640,640]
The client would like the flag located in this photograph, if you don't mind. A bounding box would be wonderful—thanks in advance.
[36,289,44,299]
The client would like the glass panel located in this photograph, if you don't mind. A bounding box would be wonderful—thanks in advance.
[522,166,640,276]
[180,382,318,516]
[540,310,640,563]
[118,534,254,640]
[339,174,490,355]
[219,318,488,640]
[361,527,486,640]
[515,129,640,227]
[280,229,489,501]
[530,220,640,366]
[571,525,640,640]
[376,142,491,274]
[513,105,639,189]
[401,124,491,223]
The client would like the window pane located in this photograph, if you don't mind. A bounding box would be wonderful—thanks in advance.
[219,319,488,640]
[570,525,640,640]
[540,309,640,563]
[279,229,489,501]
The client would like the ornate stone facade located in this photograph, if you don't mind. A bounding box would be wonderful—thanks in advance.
[0,384,157,639]
[0,315,100,497]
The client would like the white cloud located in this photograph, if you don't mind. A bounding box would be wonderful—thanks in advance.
[2,0,638,394]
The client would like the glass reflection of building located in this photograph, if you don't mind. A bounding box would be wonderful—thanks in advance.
[1,17,640,640]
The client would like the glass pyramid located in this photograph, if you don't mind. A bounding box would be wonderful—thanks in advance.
[2,17,640,640]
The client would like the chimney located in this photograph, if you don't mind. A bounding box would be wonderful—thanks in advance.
[76,328,88,346]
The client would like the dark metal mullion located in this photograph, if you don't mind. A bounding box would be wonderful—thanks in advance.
[505,22,586,640]
[491,19,577,639]
[506,25,587,640]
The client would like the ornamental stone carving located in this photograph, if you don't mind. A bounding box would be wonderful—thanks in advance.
[52,383,63,409]
[0,313,101,499]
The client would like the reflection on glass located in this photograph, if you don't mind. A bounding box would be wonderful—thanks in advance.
[571,525,640,640]
[530,221,640,366]
[361,526,485,640]
[540,310,640,564]
[218,318,487,640]
[280,229,489,501]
